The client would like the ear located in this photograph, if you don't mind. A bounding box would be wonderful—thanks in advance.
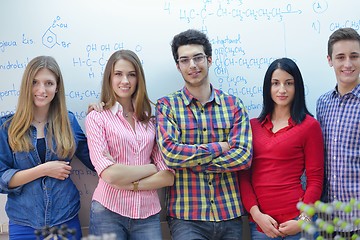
[207,56,212,67]
[176,63,181,72]
[327,55,333,67]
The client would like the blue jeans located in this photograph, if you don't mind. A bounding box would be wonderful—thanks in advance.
[89,200,162,240]
[9,215,82,240]
[250,222,301,240]
[167,216,243,240]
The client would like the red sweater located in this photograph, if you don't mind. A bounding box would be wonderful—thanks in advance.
[239,114,324,226]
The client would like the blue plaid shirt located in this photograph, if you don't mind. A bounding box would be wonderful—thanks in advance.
[316,84,360,230]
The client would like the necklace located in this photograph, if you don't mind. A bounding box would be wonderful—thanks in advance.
[33,118,47,124]
[123,112,133,118]
[34,120,46,124]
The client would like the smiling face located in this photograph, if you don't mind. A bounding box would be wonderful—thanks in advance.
[270,69,295,110]
[32,68,58,111]
[328,39,360,93]
[111,59,137,102]
[176,44,212,89]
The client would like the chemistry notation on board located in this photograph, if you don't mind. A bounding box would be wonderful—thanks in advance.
[165,1,304,23]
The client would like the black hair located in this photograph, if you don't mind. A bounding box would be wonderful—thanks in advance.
[171,29,212,63]
[258,58,312,124]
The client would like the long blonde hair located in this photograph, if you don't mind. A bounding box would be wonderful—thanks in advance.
[8,56,75,158]
[101,50,153,123]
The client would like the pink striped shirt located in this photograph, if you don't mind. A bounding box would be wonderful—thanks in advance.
[85,102,171,219]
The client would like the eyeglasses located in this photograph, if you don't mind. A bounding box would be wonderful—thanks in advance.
[177,54,207,66]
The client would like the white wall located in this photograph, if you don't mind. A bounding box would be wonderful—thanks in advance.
[0,0,359,234]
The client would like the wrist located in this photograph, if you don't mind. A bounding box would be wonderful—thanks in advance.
[132,180,140,192]
[250,206,262,221]
[36,164,46,177]
[298,212,312,222]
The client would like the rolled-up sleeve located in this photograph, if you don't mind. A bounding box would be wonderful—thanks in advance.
[0,118,22,195]
[150,134,175,175]
[85,111,115,175]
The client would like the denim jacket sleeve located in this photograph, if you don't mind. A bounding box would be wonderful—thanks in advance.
[68,112,95,172]
[0,115,23,195]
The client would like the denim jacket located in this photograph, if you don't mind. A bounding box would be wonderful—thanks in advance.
[0,111,94,229]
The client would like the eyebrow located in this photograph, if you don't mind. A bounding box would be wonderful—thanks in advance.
[178,53,204,59]
[271,78,294,81]
[33,78,56,81]
[113,70,136,73]
[335,52,360,56]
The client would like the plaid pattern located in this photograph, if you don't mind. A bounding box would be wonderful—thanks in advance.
[156,86,252,221]
[316,84,360,229]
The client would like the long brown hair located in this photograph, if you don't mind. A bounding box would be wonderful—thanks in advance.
[101,50,153,123]
[8,56,75,158]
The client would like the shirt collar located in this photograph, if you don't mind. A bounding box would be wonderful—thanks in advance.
[110,101,122,115]
[110,101,136,116]
[331,83,360,99]
[262,114,296,131]
[181,84,220,106]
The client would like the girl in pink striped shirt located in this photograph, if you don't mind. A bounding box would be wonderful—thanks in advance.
[86,50,174,239]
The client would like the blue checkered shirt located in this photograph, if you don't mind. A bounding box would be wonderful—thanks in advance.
[316,84,360,231]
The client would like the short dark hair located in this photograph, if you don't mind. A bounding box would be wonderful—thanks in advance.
[328,28,360,58]
[258,58,312,124]
[171,29,212,63]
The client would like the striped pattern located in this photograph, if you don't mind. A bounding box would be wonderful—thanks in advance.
[156,86,252,221]
[85,102,170,219]
[316,85,360,229]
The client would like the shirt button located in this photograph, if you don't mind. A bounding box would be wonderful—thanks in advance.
[210,200,214,204]
[208,182,212,185]
[201,109,204,113]
[203,128,206,132]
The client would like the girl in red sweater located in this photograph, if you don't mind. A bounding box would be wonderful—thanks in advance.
[239,58,324,239]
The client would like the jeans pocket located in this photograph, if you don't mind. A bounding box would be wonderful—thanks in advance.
[91,200,107,213]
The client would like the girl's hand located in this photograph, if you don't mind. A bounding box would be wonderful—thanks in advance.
[87,102,105,114]
[278,219,301,236]
[253,212,284,238]
[42,161,72,180]
[250,206,285,238]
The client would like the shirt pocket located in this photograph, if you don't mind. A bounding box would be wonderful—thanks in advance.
[179,122,198,144]
[211,120,232,141]
[13,152,34,169]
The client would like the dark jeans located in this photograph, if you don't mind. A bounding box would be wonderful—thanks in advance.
[9,215,82,240]
[167,216,243,240]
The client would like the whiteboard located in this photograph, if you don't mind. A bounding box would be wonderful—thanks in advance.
[0,0,359,231]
